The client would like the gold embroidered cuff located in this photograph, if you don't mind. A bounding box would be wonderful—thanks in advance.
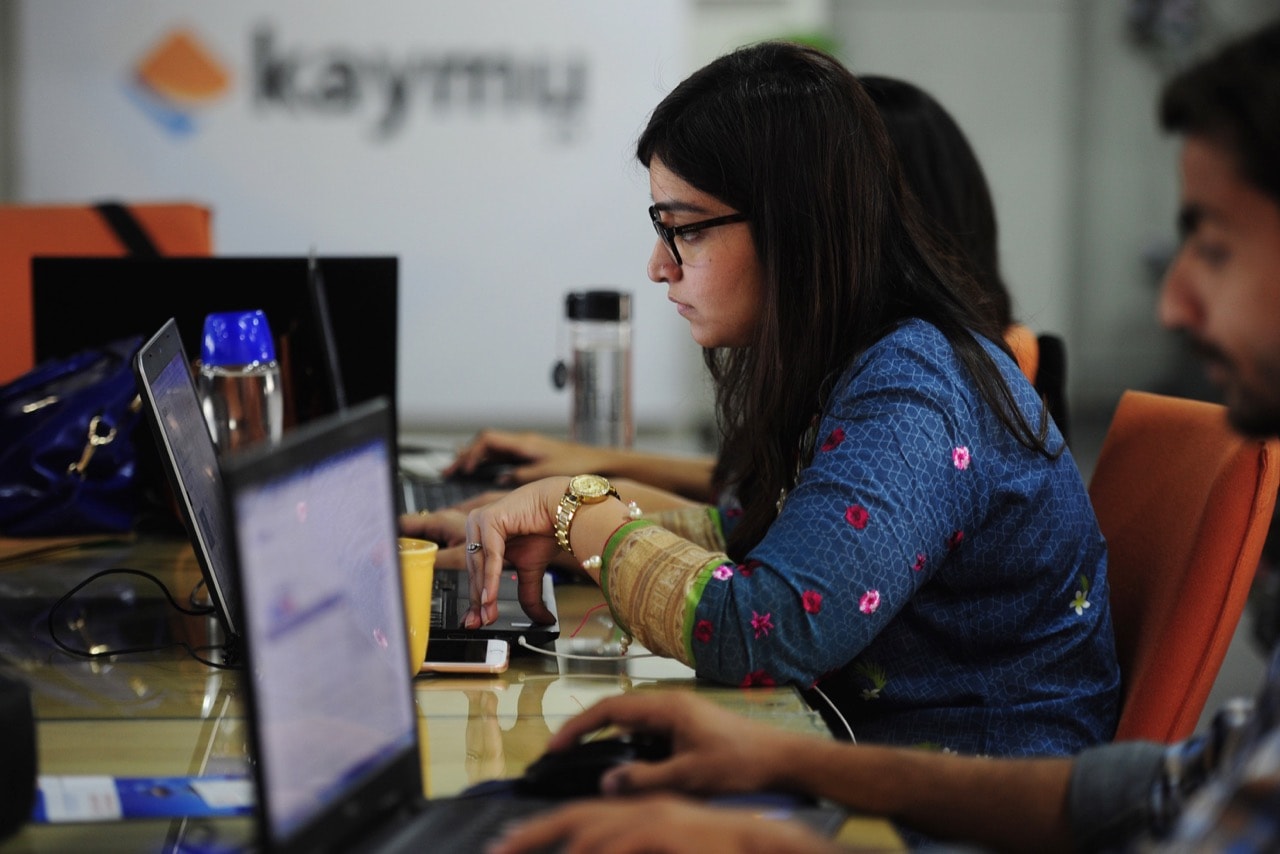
[641,506,726,552]
[602,523,727,666]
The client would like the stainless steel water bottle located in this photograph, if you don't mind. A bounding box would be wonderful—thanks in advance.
[198,309,284,454]
[553,290,633,447]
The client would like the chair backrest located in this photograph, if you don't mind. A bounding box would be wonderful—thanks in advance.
[1004,323,1039,385]
[1002,325,1071,444]
[1089,390,1280,742]
[1035,333,1070,445]
[0,202,213,384]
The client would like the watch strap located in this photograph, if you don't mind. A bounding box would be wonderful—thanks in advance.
[553,478,620,555]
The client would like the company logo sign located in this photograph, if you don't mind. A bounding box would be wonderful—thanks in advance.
[129,29,233,135]
[128,24,589,143]
[250,26,589,142]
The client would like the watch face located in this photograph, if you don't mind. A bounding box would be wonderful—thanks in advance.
[570,474,612,500]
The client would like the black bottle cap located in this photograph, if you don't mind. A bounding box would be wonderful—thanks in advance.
[565,290,631,322]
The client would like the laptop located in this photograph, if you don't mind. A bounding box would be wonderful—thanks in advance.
[220,400,849,851]
[133,318,558,660]
[300,269,560,649]
[219,399,561,852]
[132,317,242,658]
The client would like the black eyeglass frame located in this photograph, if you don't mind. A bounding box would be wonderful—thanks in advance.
[648,205,749,266]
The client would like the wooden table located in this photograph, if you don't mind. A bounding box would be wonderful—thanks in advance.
[0,536,903,852]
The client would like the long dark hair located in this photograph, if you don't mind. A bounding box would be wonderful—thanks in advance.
[637,42,1052,558]
[861,75,1013,328]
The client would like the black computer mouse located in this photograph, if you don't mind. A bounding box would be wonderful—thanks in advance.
[515,731,673,800]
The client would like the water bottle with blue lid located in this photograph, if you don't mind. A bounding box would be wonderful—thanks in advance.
[198,309,283,453]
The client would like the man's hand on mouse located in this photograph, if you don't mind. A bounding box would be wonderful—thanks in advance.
[543,693,797,798]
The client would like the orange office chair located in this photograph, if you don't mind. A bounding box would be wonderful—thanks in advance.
[1004,323,1040,384]
[1089,390,1280,743]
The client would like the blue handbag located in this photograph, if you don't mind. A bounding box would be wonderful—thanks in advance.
[0,336,143,536]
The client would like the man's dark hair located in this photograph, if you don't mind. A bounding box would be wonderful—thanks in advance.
[1160,19,1280,206]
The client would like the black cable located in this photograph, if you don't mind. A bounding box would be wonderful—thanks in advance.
[188,576,210,612]
[46,567,239,670]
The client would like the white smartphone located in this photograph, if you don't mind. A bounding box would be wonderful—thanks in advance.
[419,639,510,675]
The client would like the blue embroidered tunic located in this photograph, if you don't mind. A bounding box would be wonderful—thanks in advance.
[677,319,1119,756]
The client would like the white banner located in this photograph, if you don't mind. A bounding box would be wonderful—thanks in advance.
[18,0,699,430]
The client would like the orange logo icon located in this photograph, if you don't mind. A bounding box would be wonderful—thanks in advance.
[131,29,231,133]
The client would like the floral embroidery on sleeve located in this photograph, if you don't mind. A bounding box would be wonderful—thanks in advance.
[1071,574,1092,616]
[693,619,714,643]
[859,590,881,614]
[947,530,965,551]
[712,564,734,581]
[802,590,823,614]
[741,670,776,688]
[750,611,774,638]
[845,504,870,530]
[739,559,761,577]
[952,445,971,470]
[853,661,887,700]
[912,552,927,572]
[821,427,846,451]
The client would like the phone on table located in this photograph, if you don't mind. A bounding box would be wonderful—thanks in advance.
[419,639,510,675]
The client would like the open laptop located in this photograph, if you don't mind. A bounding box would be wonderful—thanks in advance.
[300,270,559,649]
[220,400,848,851]
[132,318,242,659]
[133,318,558,660]
[220,398,564,852]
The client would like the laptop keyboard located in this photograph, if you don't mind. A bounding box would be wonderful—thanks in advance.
[399,472,498,513]
[431,570,459,629]
[379,796,558,853]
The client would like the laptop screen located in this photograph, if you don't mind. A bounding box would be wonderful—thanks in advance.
[135,319,241,638]
[227,402,417,846]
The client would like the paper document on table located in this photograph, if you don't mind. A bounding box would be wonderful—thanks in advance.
[32,775,253,822]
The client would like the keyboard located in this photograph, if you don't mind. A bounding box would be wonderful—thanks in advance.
[399,471,499,513]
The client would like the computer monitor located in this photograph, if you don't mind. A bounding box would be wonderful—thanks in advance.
[31,255,398,426]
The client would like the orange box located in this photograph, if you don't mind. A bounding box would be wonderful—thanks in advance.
[0,202,213,383]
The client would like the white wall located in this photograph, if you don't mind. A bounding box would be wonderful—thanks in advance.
[834,0,1079,345]
[12,0,693,433]
[830,0,1277,415]
[5,1,1279,428]
[0,2,14,199]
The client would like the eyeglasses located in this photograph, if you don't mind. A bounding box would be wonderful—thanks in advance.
[649,205,748,266]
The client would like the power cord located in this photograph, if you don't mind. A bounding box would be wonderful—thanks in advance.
[514,634,656,661]
[514,602,658,661]
[806,682,856,743]
[46,567,239,670]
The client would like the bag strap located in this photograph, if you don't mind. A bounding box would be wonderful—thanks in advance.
[93,202,161,258]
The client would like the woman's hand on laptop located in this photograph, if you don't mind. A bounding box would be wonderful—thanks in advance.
[399,508,466,546]
[446,429,614,484]
[450,489,513,512]
[460,479,567,629]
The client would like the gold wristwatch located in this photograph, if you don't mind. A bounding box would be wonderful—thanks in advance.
[554,474,620,555]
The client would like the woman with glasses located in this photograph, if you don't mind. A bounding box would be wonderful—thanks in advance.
[443,76,1053,496]
[406,40,1119,758]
